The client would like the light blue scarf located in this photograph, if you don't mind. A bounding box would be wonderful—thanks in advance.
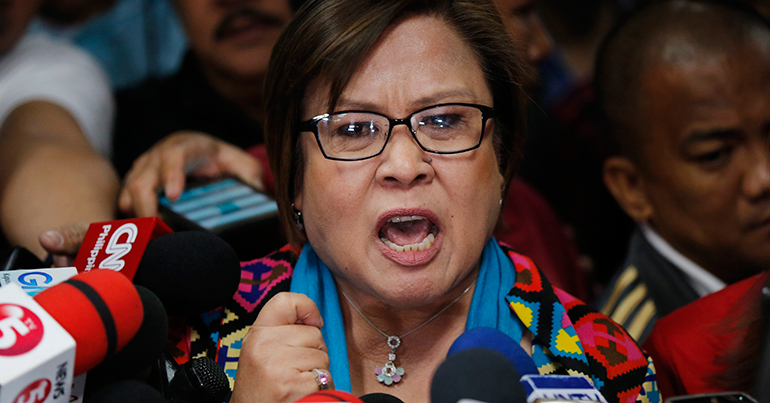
[289,238,525,392]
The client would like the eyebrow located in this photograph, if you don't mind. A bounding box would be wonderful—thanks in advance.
[336,89,483,113]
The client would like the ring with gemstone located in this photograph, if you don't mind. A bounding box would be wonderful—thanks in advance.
[312,368,331,390]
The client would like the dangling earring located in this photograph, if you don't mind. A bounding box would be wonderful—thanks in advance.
[292,203,304,231]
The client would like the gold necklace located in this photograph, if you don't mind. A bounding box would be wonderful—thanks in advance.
[339,280,475,386]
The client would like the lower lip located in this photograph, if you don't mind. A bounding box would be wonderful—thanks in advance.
[377,233,442,267]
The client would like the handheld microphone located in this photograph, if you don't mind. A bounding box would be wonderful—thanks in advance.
[33,269,144,375]
[165,356,231,403]
[295,390,365,402]
[1,267,79,296]
[132,231,241,316]
[0,283,76,403]
[359,392,405,403]
[431,347,528,403]
[73,217,173,278]
[448,327,539,377]
[84,285,168,394]
[521,374,607,403]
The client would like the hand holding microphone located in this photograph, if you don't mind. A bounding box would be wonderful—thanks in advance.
[231,292,332,403]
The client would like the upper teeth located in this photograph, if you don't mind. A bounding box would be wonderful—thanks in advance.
[388,215,425,223]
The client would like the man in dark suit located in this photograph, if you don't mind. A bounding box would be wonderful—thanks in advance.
[595,0,770,342]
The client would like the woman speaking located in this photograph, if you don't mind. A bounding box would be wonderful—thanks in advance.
[183,0,657,402]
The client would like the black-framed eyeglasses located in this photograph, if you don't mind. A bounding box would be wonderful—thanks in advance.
[298,103,496,161]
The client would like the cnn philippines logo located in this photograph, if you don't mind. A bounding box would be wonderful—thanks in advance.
[13,379,52,403]
[0,304,44,356]
[99,223,138,271]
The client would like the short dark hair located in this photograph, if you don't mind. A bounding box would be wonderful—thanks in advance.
[264,0,530,247]
[595,0,770,162]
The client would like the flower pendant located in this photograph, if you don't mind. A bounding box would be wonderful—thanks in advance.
[375,361,405,385]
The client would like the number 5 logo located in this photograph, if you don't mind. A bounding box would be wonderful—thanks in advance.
[13,379,52,403]
[0,304,44,356]
[99,223,138,271]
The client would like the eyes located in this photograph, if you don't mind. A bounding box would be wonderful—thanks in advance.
[682,128,770,170]
[691,145,735,168]
[332,113,465,138]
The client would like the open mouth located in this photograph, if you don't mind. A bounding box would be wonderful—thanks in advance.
[379,215,439,252]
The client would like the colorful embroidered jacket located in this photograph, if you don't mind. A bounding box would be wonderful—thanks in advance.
[181,243,659,403]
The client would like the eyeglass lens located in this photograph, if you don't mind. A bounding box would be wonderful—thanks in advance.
[315,104,485,160]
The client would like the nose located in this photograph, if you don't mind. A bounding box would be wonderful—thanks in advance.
[376,126,434,187]
[527,14,554,65]
[743,142,770,201]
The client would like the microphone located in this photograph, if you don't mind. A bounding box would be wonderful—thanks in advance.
[0,270,143,403]
[33,270,144,375]
[521,374,607,403]
[1,267,79,296]
[165,356,231,403]
[359,392,405,403]
[85,285,169,394]
[295,390,365,402]
[431,347,528,403]
[447,327,539,377]
[73,217,173,278]
[132,231,241,316]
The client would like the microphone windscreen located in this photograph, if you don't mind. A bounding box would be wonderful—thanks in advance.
[86,285,169,389]
[133,231,241,315]
[34,270,143,375]
[295,390,364,402]
[448,327,539,376]
[431,348,527,403]
[167,356,231,403]
[359,393,405,403]
[87,380,169,403]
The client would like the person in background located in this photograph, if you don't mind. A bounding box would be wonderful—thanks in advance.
[595,0,770,342]
[29,0,186,89]
[0,0,118,264]
[492,0,593,302]
[114,0,298,218]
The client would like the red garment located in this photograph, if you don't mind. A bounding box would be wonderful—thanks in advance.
[643,273,765,398]
[496,178,590,302]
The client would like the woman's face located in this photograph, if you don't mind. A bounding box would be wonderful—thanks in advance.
[295,15,504,308]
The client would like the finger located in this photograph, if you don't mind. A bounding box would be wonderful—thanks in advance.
[248,323,328,351]
[128,170,162,217]
[233,328,331,403]
[254,292,324,329]
[216,143,265,191]
[51,254,75,267]
[119,153,158,215]
[117,187,133,215]
[302,368,335,391]
[39,222,88,256]
[158,147,190,202]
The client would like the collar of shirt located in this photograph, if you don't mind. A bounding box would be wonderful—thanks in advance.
[640,223,726,297]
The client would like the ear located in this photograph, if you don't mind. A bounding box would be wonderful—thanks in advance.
[293,189,304,211]
[603,156,654,223]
